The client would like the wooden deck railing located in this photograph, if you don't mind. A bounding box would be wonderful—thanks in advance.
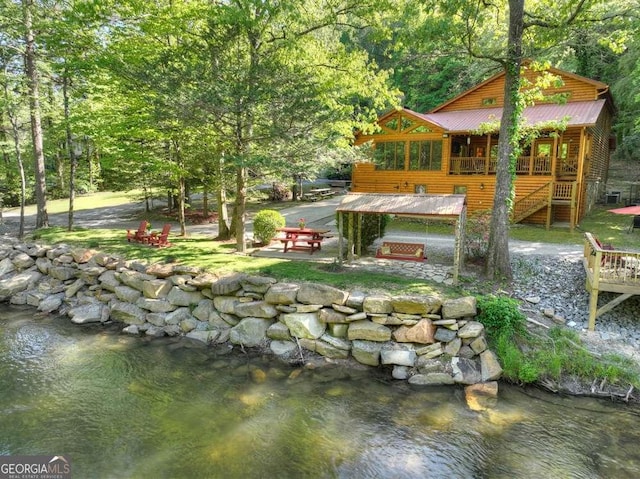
[583,232,640,330]
[450,155,555,175]
[511,182,551,223]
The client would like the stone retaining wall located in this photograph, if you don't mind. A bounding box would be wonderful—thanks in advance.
[0,238,502,389]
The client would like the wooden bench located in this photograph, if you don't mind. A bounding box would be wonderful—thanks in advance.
[375,241,426,262]
[302,193,319,202]
[278,237,323,254]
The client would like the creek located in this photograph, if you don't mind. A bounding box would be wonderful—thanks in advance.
[1,305,639,478]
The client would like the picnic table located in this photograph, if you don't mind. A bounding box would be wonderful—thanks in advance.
[303,188,335,201]
[276,227,331,254]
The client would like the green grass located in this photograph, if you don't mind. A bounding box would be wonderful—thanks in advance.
[6,190,144,216]
[32,226,455,296]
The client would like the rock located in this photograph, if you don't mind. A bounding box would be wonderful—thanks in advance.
[164,307,193,325]
[146,312,167,327]
[65,279,86,298]
[543,308,555,318]
[464,382,499,411]
[229,317,273,347]
[145,263,175,278]
[346,291,366,309]
[451,357,482,384]
[318,308,347,324]
[415,343,443,359]
[270,340,297,356]
[0,258,15,277]
[393,318,436,344]
[145,326,165,337]
[71,248,96,264]
[110,301,147,325]
[351,340,383,366]
[346,312,367,321]
[380,348,417,367]
[525,296,541,304]
[458,321,484,339]
[319,333,351,351]
[98,270,121,292]
[240,275,277,293]
[297,283,348,306]
[469,336,488,354]
[192,299,214,321]
[68,302,105,323]
[362,294,393,314]
[142,279,173,299]
[327,323,348,338]
[480,350,503,381]
[264,283,299,304]
[392,366,411,380]
[12,252,35,270]
[48,266,77,281]
[115,285,142,303]
[0,270,42,300]
[391,294,442,315]
[118,270,155,291]
[408,373,455,386]
[444,337,462,356]
[315,340,349,359]
[180,317,198,332]
[348,320,391,342]
[210,273,245,295]
[234,300,279,319]
[167,286,204,306]
[186,330,220,344]
[332,303,357,314]
[281,312,326,339]
[188,273,220,289]
[442,296,477,319]
[136,297,178,313]
[434,327,457,343]
[267,322,292,341]
[122,325,140,335]
[214,296,247,314]
[37,293,64,313]
[295,304,323,313]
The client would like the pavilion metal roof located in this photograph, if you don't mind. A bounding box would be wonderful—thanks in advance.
[411,99,606,133]
[337,193,466,218]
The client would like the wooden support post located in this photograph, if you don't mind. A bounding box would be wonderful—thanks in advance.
[356,213,362,257]
[546,182,553,230]
[337,212,344,265]
[347,213,354,262]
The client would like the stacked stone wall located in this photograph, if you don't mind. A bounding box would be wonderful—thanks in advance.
[0,239,502,389]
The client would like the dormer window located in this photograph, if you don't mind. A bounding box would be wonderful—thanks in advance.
[482,97,497,106]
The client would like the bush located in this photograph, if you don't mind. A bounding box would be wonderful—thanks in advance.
[339,213,391,252]
[269,183,290,202]
[476,294,527,339]
[253,209,285,244]
[464,210,491,259]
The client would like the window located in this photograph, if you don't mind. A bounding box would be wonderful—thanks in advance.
[374,141,405,170]
[537,143,551,157]
[415,184,426,194]
[453,185,467,195]
[482,97,497,106]
[408,140,442,171]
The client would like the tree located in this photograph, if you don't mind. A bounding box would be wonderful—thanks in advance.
[21,0,47,227]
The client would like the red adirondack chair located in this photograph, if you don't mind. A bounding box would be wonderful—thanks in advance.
[126,221,149,243]
[148,224,172,248]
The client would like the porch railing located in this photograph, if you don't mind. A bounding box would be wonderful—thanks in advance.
[450,155,579,176]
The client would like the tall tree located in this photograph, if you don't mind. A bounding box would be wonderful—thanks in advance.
[21,0,47,227]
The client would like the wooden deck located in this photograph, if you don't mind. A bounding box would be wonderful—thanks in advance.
[583,232,640,331]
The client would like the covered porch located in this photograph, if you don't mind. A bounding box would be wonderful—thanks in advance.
[335,193,467,284]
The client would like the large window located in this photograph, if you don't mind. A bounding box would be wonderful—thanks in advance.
[374,141,405,170]
[409,140,442,171]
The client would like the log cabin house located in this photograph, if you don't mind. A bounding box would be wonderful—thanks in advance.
[352,65,615,230]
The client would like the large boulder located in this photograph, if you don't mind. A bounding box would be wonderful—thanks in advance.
[393,318,436,344]
[442,296,477,319]
[110,301,147,325]
[348,320,392,342]
[234,300,279,319]
[0,270,42,301]
[296,283,348,306]
[391,294,442,315]
[281,312,326,339]
[229,317,273,347]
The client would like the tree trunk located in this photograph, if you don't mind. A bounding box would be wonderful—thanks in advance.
[234,165,247,252]
[63,73,76,231]
[22,0,48,228]
[173,139,187,237]
[486,0,525,281]
[215,153,231,240]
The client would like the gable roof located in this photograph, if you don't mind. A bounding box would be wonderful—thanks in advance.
[414,100,607,133]
[430,64,609,114]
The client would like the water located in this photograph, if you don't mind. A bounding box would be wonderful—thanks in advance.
[1,305,640,479]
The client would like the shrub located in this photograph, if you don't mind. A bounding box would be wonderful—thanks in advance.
[269,183,290,202]
[253,209,285,244]
[476,294,527,339]
[464,209,492,259]
[339,213,391,253]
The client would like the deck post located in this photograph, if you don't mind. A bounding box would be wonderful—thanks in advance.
[337,212,344,265]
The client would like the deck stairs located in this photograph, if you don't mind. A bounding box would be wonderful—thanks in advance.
[511,182,551,224]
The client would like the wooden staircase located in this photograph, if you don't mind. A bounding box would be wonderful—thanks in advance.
[511,182,551,224]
